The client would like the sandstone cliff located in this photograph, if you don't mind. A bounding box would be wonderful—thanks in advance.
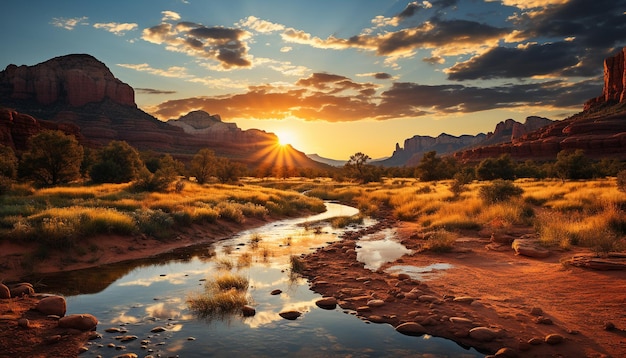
[0,108,83,151]
[0,55,328,170]
[0,54,134,108]
[378,133,486,167]
[584,47,626,110]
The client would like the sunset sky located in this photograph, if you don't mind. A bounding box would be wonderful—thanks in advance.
[2,0,625,159]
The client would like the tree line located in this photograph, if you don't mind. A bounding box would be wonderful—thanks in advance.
[1,130,625,193]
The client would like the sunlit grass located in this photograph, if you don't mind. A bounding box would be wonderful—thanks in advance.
[0,180,326,245]
[187,272,251,319]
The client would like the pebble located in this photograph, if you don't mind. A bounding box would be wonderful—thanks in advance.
[395,322,427,336]
[270,289,282,295]
[544,333,564,345]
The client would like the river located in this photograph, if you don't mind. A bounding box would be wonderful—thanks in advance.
[31,202,482,357]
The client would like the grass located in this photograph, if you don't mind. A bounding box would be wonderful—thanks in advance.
[290,255,306,274]
[0,180,326,247]
[187,272,251,319]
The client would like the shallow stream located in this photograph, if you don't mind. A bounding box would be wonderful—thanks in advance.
[29,202,481,357]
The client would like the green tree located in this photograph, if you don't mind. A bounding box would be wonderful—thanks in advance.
[0,145,18,194]
[189,148,217,184]
[476,154,515,180]
[416,151,458,181]
[20,130,83,185]
[554,149,593,180]
[0,145,18,179]
[345,152,372,182]
[133,154,183,192]
[90,140,145,183]
[215,157,246,183]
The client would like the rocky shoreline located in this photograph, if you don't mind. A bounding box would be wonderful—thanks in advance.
[301,213,625,357]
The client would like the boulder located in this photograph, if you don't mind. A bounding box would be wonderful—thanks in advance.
[512,239,551,258]
[36,295,67,316]
[395,322,427,336]
[279,310,302,320]
[366,299,385,308]
[10,284,34,297]
[0,284,9,299]
[58,314,98,331]
[469,327,499,342]
[544,333,565,345]
[315,297,338,310]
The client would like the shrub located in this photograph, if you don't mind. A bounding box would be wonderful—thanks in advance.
[618,170,626,192]
[290,255,306,274]
[479,180,524,204]
[422,230,457,253]
[20,130,84,186]
[133,208,174,239]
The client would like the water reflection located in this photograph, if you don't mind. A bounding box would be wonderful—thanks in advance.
[386,263,454,281]
[28,202,481,357]
[356,228,413,270]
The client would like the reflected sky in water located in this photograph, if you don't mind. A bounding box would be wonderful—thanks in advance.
[35,202,481,357]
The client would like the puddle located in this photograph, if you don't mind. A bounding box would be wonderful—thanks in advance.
[386,263,454,281]
[356,228,412,270]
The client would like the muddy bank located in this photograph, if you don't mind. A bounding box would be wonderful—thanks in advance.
[301,215,626,357]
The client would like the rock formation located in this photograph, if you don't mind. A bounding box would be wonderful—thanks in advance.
[0,108,83,151]
[455,48,626,162]
[378,133,486,167]
[0,54,134,108]
[0,54,329,170]
[584,47,626,110]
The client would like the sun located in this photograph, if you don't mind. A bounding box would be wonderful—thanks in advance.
[276,131,296,147]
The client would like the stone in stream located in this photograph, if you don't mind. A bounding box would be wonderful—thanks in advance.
[270,289,282,295]
[315,297,338,309]
[36,295,67,316]
[395,322,427,336]
[242,305,256,317]
[279,310,301,320]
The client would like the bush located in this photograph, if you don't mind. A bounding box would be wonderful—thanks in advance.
[479,180,524,204]
[133,208,174,239]
[422,230,456,253]
[617,170,626,192]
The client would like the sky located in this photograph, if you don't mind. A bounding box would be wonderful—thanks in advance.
[2,0,625,160]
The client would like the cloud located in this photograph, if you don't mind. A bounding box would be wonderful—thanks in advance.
[135,88,177,95]
[93,22,138,36]
[445,0,626,80]
[239,16,285,33]
[141,18,252,70]
[147,72,596,122]
[50,16,88,30]
[445,42,581,80]
[162,10,181,21]
[281,17,508,60]
[116,63,190,78]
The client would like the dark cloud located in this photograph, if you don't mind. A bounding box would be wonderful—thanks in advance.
[514,0,626,48]
[376,79,599,118]
[443,0,626,81]
[373,72,392,80]
[446,42,581,81]
[149,73,597,122]
[422,56,444,65]
[136,88,177,95]
[142,20,251,69]
[397,2,422,20]
[375,18,508,56]
[296,73,377,94]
